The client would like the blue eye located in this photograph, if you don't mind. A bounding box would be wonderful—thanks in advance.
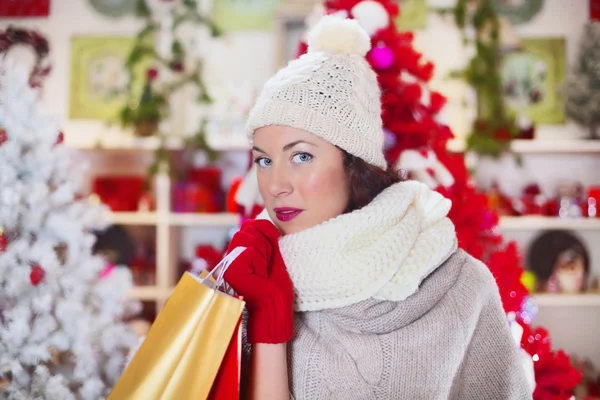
[292,152,313,164]
[254,157,272,168]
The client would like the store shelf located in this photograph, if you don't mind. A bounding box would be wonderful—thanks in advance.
[169,212,241,226]
[532,293,600,307]
[510,139,600,154]
[66,132,248,152]
[499,216,600,231]
[129,286,166,301]
[106,211,158,225]
[446,139,600,154]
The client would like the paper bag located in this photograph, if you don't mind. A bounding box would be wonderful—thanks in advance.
[108,248,246,400]
[207,312,242,400]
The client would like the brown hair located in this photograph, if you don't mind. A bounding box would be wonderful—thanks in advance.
[342,150,404,213]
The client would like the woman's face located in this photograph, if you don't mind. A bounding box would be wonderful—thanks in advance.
[252,125,349,235]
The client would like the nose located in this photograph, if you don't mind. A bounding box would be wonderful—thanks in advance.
[267,161,293,198]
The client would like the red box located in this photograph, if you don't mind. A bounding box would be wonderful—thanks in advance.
[0,0,50,17]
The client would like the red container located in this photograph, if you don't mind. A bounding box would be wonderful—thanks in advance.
[93,176,145,212]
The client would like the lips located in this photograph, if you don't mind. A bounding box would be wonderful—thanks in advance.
[274,207,303,222]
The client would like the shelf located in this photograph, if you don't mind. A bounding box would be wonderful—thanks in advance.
[510,139,600,154]
[446,139,600,154]
[66,132,248,152]
[532,293,600,307]
[499,216,600,231]
[106,211,158,225]
[129,286,166,301]
[169,212,241,226]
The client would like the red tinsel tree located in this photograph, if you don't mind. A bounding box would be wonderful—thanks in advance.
[295,0,581,397]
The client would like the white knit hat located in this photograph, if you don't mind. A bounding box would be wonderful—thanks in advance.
[246,15,387,169]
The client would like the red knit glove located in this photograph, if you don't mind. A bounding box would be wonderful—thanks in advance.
[223,219,294,344]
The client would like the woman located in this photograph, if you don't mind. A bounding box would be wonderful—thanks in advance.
[222,15,531,400]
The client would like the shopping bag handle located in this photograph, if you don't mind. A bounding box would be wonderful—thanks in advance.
[200,246,246,289]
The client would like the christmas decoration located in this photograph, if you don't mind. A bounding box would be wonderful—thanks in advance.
[119,0,221,178]
[563,21,600,140]
[290,1,582,397]
[0,229,6,252]
[29,264,45,286]
[0,0,50,17]
[0,61,139,398]
[0,26,51,88]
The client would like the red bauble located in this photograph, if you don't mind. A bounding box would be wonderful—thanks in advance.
[30,264,45,286]
[0,128,6,146]
[0,231,6,252]
[55,131,64,145]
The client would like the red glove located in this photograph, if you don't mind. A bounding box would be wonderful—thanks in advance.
[223,219,294,344]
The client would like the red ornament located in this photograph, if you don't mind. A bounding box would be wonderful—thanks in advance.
[0,230,6,252]
[30,264,45,286]
[55,131,64,145]
[146,68,158,81]
[0,128,6,145]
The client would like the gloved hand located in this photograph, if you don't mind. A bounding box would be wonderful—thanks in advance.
[223,219,294,344]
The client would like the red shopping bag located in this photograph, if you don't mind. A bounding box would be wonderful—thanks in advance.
[208,312,242,400]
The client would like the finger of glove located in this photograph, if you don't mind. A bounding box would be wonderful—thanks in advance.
[233,226,273,262]
[242,219,281,242]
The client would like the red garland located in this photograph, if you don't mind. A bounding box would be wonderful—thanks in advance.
[0,26,51,88]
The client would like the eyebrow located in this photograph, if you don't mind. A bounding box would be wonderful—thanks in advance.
[252,140,318,154]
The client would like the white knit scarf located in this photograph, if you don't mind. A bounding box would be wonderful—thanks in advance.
[257,181,458,312]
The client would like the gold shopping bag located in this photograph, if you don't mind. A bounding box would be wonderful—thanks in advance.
[108,247,246,400]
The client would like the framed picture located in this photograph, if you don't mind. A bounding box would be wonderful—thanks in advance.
[501,38,567,125]
[395,0,427,31]
[0,0,50,17]
[69,36,148,120]
[212,0,283,32]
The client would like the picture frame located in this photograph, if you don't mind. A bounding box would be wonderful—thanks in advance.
[395,0,428,31]
[501,37,567,125]
[69,36,148,120]
[212,0,283,32]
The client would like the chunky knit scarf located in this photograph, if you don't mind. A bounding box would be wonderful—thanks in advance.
[257,180,458,312]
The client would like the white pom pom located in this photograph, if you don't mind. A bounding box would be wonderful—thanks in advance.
[351,1,390,36]
[307,15,371,56]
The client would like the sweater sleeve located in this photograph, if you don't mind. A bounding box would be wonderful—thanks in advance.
[454,268,533,400]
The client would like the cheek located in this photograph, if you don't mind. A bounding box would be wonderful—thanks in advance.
[300,165,348,212]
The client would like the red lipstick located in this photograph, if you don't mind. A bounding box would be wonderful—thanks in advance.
[274,207,303,222]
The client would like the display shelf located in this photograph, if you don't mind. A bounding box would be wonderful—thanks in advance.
[106,211,158,225]
[532,293,600,307]
[499,216,600,231]
[169,212,241,226]
[66,132,248,152]
[446,139,600,154]
[129,285,167,301]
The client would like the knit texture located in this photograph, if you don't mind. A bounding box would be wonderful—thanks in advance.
[246,15,387,169]
[257,180,457,311]
[288,250,533,400]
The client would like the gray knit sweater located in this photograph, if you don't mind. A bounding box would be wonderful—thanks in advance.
[286,250,532,400]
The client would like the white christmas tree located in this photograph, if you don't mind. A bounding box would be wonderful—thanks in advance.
[0,61,139,399]
[564,21,600,139]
